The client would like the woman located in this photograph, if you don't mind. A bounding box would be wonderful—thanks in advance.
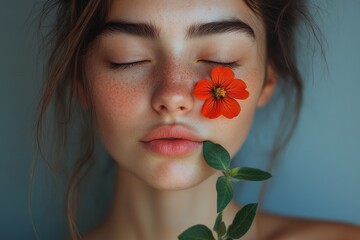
[36,0,360,239]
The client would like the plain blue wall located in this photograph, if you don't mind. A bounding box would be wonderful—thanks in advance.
[1,0,359,239]
[0,1,43,239]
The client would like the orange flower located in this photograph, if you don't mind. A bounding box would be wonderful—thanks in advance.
[194,66,249,119]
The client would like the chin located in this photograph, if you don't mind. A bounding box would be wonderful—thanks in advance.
[142,159,216,190]
[114,148,217,191]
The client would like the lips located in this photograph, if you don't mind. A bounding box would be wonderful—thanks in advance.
[141,125,203,156]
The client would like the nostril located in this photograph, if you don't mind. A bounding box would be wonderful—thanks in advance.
[159,105,186,112]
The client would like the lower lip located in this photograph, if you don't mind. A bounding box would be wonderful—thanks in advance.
[142,139,202,156]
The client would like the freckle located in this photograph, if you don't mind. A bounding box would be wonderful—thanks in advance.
[159,61,198,87]
[96,77,139,114]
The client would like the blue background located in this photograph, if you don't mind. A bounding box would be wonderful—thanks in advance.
[1,0,359,239]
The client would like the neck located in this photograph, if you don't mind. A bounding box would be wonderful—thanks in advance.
[101,166,256,240]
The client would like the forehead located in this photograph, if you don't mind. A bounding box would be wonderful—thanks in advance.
[106,0,265,40]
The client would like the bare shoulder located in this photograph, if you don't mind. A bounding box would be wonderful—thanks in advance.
[257,211,360,240]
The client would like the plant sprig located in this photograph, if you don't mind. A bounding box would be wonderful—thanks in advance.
[178,141,271,240]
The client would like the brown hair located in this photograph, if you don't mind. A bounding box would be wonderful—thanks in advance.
[35,0,318,239]
[36,0,110,238]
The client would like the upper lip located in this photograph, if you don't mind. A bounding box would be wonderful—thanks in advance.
[141,125,203,142]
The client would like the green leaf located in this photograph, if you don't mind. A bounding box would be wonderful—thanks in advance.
[203,141,231,171]
[229,168,240,177]
[178,224,215,240]
[217,222,227,238]
[216,176,233,213]
[213,212,222,232]
[232,167,272,181]
[213,212,226,237]
[227,203,258,239]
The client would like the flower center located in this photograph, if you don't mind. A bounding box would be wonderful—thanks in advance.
[213,87,227,99]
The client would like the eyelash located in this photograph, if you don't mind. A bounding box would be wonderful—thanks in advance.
[110,60,149,70]
[110,60,239,70]
[201,60,239,69]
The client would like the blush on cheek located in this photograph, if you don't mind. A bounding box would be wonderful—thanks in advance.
[92,78,146,121]
[212,99,257,158]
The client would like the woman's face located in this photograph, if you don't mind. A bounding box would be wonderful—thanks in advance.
[85,0,274,189]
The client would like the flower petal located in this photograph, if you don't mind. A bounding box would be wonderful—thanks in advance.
[219,97,241,119]
[202,98,222,119]
[226,80,249,100]
[211,66,234,87]
[211,66,223,86]
[194,80,214,100]
[220,67,235,87]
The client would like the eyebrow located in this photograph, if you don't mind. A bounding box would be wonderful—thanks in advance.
[100,21,160,38]
[187,19,255,39]
[99,18,255,40]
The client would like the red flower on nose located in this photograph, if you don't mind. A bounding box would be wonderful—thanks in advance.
[193,66,249,119]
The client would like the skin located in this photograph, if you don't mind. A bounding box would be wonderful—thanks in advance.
[82,0,360,239]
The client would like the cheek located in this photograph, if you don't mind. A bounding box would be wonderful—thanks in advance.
[216,70,264,157]
[90,76,148,136]
[215,103,257,158]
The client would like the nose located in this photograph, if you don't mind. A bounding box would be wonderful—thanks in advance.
[151,63,195,117]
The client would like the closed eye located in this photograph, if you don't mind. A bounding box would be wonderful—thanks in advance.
[201,60,239,69]
[110,60,150,70]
